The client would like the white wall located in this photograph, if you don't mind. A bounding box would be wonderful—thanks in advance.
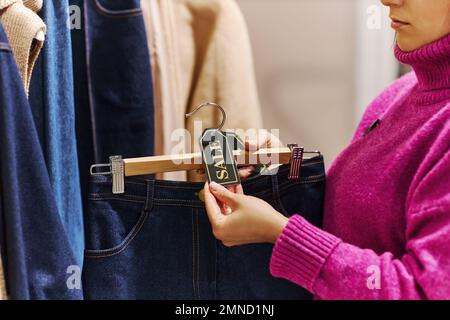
[354,0,398,121]
[237,0,398,167]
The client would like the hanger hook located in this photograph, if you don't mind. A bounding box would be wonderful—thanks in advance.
[185,102,227,131]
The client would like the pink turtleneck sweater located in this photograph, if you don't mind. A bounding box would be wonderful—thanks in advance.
[270,34,450,300]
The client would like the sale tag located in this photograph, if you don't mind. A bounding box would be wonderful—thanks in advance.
[200,129,241,187]
[225,131,245,151]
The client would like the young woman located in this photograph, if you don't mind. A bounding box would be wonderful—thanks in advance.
[204,0,450,300]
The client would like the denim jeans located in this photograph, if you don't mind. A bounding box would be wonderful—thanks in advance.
[0,24,82,300]
[70,0,155,215]
[83,156,325,300]
[29,0,85,268]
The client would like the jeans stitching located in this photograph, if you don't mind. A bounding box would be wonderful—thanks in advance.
[154,203,205,208]
[278,175,325,187]
[214,238,218,299]
[92,0,143,18]
[145,180,154,211]
[94,179,203,189]
[88,163,324,199]
[154,198,201,203]
[247,176,325,199]
[153,184,204,190]
[192,208,197,300]
[154,199,205,206]
[277,177,325,193]
[84,2,100,162]
[88,177,325,207]
[90,193,146,199]
[85,208,149,258]
[88,197,146,204]
[93,180,147,187]
[242,163,324,187]
[196,210,201,299]
[271,175,287,215]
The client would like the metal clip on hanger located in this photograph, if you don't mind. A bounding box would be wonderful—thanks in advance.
[90,102,321,194]
[90,155,125,194]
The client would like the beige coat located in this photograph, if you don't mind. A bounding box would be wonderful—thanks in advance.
[142,0,263,181]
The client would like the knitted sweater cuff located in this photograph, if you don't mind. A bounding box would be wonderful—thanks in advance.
[270,215,342,293]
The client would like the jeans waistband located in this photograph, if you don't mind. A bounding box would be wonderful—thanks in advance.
[89,155,325,208]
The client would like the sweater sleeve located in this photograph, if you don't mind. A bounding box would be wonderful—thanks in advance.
[270,152,450,300]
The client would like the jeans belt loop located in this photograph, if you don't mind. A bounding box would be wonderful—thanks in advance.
[145,180,155,212]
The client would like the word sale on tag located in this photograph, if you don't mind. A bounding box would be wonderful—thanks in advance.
[199,128,241,187]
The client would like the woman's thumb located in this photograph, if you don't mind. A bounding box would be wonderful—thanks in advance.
[209,182,239,208]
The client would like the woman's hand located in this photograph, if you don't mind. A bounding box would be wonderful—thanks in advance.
[197,130,284,180]
[239,130,285,180]
[245,129,284,150]
[204,181,289,247]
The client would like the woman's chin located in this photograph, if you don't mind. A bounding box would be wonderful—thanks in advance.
[397,32,450,52]
[396,37,418,52]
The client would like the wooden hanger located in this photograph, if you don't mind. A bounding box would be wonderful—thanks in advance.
[90,147,320,194]
[90,102,321,194]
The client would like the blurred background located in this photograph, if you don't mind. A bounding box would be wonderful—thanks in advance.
[237,0,409,166]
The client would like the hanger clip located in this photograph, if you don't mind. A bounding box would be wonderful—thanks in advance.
[288,144,304,181]
[110,155,125,194]
[90,155,125,194]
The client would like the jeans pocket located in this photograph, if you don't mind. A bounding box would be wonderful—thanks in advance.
[85,197,149,258]
[92,0,142,17]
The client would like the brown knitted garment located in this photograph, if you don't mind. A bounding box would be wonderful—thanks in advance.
[23,0,42,13]
[0,0,46,94]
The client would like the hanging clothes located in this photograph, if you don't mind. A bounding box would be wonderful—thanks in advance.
[0,259,6,299]
[22,0,42,12]
[142,0,264,182]
[0,0,46,94]
[0,0,45,300]
[70,0,155,216]
[82,157,325,299]
[28,0,84,267]
[0,200,5,299]
[0,22,82,300]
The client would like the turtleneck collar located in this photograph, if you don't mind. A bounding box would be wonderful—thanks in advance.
[395,33,450,105]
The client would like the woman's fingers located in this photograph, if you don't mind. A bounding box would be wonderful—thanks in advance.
[199,166,253,179]
[226,184,244,195]
[235,184,244,195]
[222,241,244,247]
[222,239,261,247]
[245,139,264,152]
[238,166,254,179]
[244,130,284,152]
[209,182,240,209]
[220,200,233,215]
[204,182,225,226]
